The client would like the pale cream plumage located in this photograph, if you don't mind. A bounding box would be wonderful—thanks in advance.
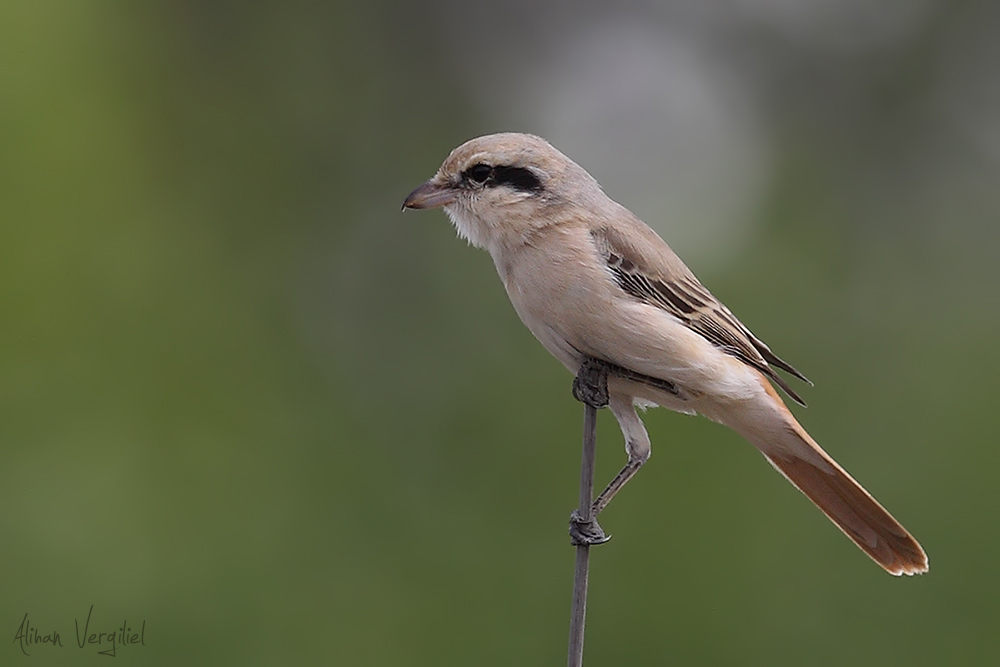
[403,132,927,576]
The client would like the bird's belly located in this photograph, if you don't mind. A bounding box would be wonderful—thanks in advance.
[504,267,759,407]
[509,296,585,373]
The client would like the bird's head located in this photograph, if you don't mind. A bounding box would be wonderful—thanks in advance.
[402,133,603,251]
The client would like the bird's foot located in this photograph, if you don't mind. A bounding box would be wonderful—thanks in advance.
[569,510,611,546]
[572,358,610,408]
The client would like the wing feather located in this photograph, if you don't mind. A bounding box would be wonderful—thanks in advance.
[590,224,810,406]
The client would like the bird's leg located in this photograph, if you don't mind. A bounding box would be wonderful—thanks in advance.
[591,450,648,518]
[569,358,612,546]
[591,396,651,519]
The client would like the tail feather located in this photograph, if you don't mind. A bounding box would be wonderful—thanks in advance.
[763,443,928,575]
[724,379,928,576]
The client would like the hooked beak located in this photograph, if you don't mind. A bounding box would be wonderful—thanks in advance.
[402,179,457,210]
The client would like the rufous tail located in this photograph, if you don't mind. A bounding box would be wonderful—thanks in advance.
[724,380,928,576]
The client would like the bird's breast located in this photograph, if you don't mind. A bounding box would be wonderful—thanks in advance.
[491,227,617,372]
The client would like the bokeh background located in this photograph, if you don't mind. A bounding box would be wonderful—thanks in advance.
[3,1,999,664]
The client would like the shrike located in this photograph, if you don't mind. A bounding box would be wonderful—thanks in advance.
[403,132,927,576]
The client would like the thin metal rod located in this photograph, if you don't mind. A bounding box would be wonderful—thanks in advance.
[568,402,599,667]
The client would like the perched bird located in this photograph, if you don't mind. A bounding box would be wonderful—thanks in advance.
[402,132,928,576]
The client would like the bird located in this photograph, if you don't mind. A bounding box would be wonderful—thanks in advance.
[402,132,928,576]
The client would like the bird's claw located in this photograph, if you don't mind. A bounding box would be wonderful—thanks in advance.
[572,358,610,408]
[569,510,611,546]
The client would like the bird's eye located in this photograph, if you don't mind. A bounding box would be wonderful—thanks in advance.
[467,164,493,184]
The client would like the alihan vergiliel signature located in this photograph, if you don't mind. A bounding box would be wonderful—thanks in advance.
[13,605,146,657]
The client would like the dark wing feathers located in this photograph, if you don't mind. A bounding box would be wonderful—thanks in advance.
[750,334,811,384]
[592,226,810,406]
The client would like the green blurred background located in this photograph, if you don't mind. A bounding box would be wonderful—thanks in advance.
[3,1,998,664]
